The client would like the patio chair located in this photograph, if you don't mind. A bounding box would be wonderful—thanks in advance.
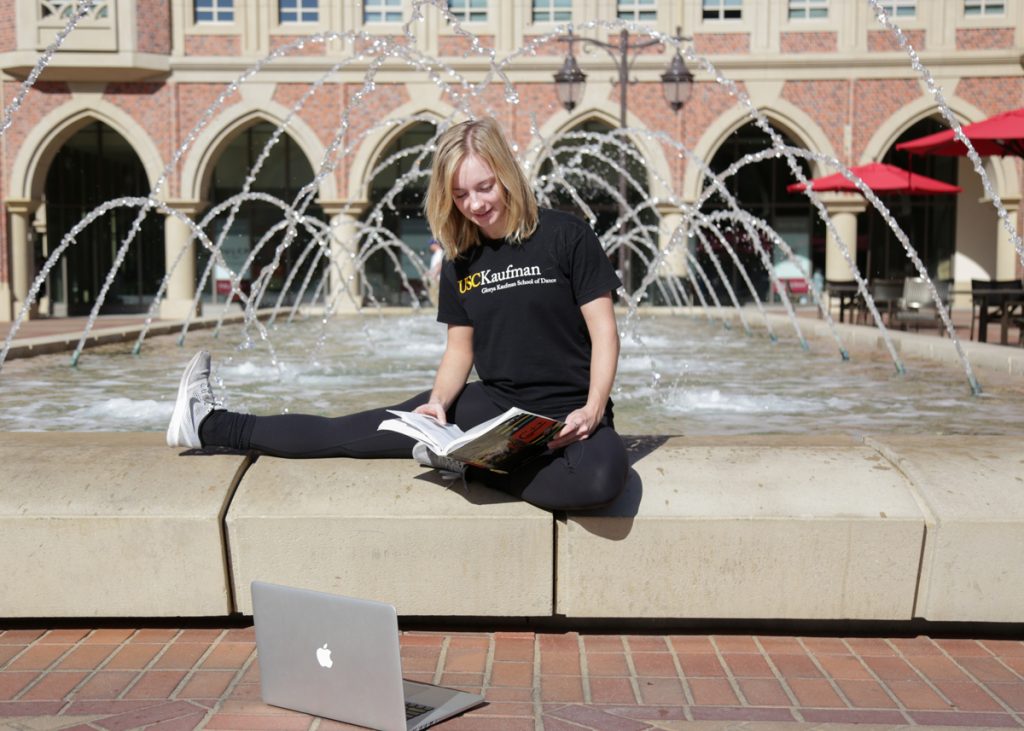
[893,277,951,334]
[859,278,903,325]
[825,279,859,322]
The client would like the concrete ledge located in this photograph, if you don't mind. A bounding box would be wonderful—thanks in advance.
[557,435,926,620]
[868,435,1024,623]
[2,432,1023,623]
[0,433,248,617]
[225,456,554,616]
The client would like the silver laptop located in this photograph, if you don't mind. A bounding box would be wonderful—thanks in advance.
[251,581,484,731]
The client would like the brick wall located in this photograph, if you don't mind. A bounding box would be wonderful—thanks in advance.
[851,79,920,162]
[682,80,749,187]
[521,35,565,56]
[0,1,16,53]
[780,31,837,54]
[136,0,171,55]
[954,76,1024,118]
[782,80,848,160]
[269,35,328,57]
[868,29,925,52]
[103,83,173,175]
[342,82,410,199]
[184,35,242,56]
[693,33,750,55]
[438,35,495,56]
[956,27,1015,50]
[0,82,73,281]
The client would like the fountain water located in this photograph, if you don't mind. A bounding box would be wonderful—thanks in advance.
[0,0,1021,432]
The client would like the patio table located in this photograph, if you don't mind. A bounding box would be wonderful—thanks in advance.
[971,287,1024,344]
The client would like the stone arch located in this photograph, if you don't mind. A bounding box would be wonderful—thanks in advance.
[684,102,833,202]
[178,102,336,203]
[861,96,1018,199]
[10,100,164,201]
[346,98,455,204]
[532,107,671,199]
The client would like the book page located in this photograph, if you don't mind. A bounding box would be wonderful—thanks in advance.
[381,410,464,451]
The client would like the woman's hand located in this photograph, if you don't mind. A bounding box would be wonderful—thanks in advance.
[548,404,602,450]
[413,401,448,425]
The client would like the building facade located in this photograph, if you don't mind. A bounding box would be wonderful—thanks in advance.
[1,0,1022,321]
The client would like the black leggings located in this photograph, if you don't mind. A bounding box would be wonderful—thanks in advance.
[199,381,629,511]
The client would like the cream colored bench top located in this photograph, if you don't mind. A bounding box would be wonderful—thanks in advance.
[3,432,1023,622]
[225,455,554,616]
[0,432,248,617]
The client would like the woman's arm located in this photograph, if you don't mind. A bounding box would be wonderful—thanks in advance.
[548,292,619,449]
[413,324,474,424]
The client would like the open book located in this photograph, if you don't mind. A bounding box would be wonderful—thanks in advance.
[378,407,565,473]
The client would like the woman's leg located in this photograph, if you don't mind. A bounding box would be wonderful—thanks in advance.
[197,382,506,460]
[471,424,629,511]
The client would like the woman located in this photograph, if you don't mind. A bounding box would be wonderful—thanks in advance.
[168,117,628,511]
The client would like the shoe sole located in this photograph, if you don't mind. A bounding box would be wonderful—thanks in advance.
[166,351,206,448]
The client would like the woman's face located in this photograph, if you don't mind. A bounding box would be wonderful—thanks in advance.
[452,153,505,239]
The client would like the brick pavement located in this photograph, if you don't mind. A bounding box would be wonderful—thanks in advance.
[2,626,1023,729]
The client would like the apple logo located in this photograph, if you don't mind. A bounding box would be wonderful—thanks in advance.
[315,643,333,669]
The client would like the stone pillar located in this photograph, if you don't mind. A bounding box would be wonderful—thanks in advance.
[6,198,40,321]
[994,195,1021,280]
[320,200,367,313]
[657,206,688,278]
[821,193,867,282]
[159,200,203,320]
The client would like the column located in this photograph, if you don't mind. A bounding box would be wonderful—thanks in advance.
[995,195,1021,280]
[6,198,40,321]
[159,199,202,320]
[320,200,367,313]
[656,204,690,305]
[821,192,867,282]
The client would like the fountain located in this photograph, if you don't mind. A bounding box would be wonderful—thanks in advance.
[0,0,1022,433]
[3,0,1024,631]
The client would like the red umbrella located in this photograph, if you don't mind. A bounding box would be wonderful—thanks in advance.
[786,162,961,195]
[895,108,1024,158]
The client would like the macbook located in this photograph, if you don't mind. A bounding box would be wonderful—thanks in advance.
[252,581,485,731]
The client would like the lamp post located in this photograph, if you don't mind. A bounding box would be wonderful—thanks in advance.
[554,27,693,288]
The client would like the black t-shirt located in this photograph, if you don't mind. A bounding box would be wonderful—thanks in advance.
[437,208,622,419]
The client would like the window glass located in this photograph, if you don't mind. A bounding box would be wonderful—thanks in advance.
[878,0,915,17]
[280,0,318,23]
[702,0,742,20]
[532,0,572,23]
[788,0,827,20]
[449,0,487,22]
[616,0,657,22]
[194,0,234,23]
[964,0,1005,14]
[364,0,402,23]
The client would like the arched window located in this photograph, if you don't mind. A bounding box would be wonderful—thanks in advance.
[361,121,436,306]
[867,117,958,280]
[203,122,325,304]
[536,119,653,292]
[44,121,162,316]
[702,122,817,301]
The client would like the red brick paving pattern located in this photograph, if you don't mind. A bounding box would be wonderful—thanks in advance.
[1,628,1023,729]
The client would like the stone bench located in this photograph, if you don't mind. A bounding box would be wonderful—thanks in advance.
[0,433,247,618]
[2,432,1022,622]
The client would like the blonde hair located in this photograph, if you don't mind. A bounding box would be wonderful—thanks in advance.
[425,117,538,259]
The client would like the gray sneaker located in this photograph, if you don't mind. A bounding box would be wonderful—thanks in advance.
[412,442,466,482]
[166,350,218,448]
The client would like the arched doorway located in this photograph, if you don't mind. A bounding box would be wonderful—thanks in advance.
[362,121,436,305]
[44,121,163,316]
[202,122,326,304]
[864,117,958,280]
[536,119,653,292]
[702,122,817,302]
